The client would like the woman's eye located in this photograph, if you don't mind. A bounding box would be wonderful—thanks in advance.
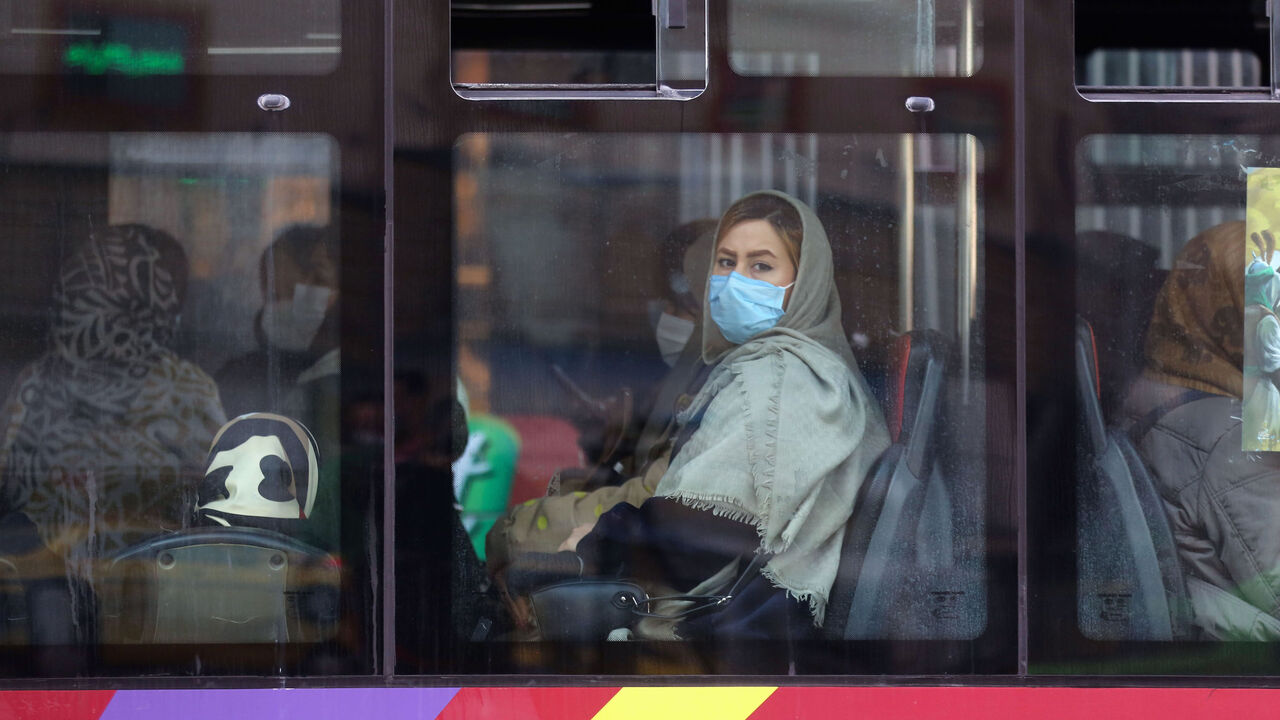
[717,257,735,268]
[752,262,773,273]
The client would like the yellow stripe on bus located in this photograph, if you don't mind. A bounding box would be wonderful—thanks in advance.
[591,687,777,720]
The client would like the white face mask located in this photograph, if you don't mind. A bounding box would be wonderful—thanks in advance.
[262,283,332,352]
[654,312,696,366]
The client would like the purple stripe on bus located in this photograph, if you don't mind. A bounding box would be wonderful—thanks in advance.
[100,688,460,720]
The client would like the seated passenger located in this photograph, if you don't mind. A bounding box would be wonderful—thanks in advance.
[1125,221,1280,638]
[217,225,340,550]
[509,191,890,640]
[0,225,227,568]
[552,219,718,493]
[486,224,715,581]
[217,225,338,431]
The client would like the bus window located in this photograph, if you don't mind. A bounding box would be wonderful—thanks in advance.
[451,1,706,98]
[1074,134,1280,642]
[730,0,982,77]
[1075,0,1267,91]
[0,132,358,673]
[0,0,340,76]
[450,132,989,672]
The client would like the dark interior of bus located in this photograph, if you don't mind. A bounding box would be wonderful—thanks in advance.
[3,0,1280,685]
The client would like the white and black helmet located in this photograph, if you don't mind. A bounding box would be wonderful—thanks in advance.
[196,412,320,532]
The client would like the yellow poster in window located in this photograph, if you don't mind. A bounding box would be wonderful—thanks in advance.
[1244,168,1280,451]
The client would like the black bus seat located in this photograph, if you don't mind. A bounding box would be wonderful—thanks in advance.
[1075,317,1194,640]
[99,527,340,644]
[823,330,956,639]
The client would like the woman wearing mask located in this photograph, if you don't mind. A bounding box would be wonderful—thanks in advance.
[216,225,340,550]
[516,191,889,641]
[485,225,716,603]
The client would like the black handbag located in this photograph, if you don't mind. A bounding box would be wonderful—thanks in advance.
[527,554,767,641]
[530,580,648,641]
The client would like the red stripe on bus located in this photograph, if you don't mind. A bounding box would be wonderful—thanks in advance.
[750,687,1279,720]
[0,691,116,720]
[437,687,620,720]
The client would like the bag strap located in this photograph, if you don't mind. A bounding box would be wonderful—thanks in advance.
[626,553,768,620]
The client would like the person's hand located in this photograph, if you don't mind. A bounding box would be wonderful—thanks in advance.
[558,523,595,552]
[570,388,633,465]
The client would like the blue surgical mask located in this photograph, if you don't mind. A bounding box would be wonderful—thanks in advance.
[708,272,792,344]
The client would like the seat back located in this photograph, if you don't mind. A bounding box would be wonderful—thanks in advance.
[1075,317,1193,640]
[824,331,957,639]
[101,527,340,644]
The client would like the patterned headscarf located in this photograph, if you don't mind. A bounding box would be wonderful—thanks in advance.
[50,224,187,413]
[1144,221,1251,398]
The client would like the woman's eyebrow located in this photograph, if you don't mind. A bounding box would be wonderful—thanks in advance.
[746,249,777,259]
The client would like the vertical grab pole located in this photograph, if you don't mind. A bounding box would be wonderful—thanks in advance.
[957,134,978,402]
[957,0,978,399]
[899,135,916,333]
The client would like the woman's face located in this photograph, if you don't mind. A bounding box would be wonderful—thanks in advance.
[713,219,797,288]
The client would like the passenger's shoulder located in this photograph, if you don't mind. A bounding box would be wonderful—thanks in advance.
[726,339,851,388]
[155,354,222,392]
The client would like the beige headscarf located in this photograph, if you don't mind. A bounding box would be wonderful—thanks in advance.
[1144,221,1249,397]
[657,191,890,625]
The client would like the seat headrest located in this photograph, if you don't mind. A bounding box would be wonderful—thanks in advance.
[885,330,950,477]
[886,330,948,444]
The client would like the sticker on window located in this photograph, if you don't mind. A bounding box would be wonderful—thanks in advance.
[1244,167,1280,451]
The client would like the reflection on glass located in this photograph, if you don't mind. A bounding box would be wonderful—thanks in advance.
[1078,49,1263,89]
[454,133,988,668]
[1075,134,1280,641]
[0,133,345,667]
[730,0,982,77]
[1,1,340,75]
[452,50,656,86]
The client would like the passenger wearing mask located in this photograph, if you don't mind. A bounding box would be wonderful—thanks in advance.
[510,192,889,641]
[1125,221,1280,639]
[217,225,340,551]
[0,225,227,568]
[557,219,719,492]
[486,222,717,623]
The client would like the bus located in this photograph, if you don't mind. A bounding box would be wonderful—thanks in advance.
[0,0,1277,715]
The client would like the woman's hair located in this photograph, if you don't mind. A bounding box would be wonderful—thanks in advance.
[716,194,803,268]
[259,224,336,295]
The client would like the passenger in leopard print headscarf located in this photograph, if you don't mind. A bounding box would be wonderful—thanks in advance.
[0,224,226,569]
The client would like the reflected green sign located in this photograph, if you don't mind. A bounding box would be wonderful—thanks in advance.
[64,42,184,76]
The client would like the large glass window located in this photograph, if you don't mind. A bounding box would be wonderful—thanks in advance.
[449,132,989,672]
[1074,134,1280,645]
[0,132,359,674]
